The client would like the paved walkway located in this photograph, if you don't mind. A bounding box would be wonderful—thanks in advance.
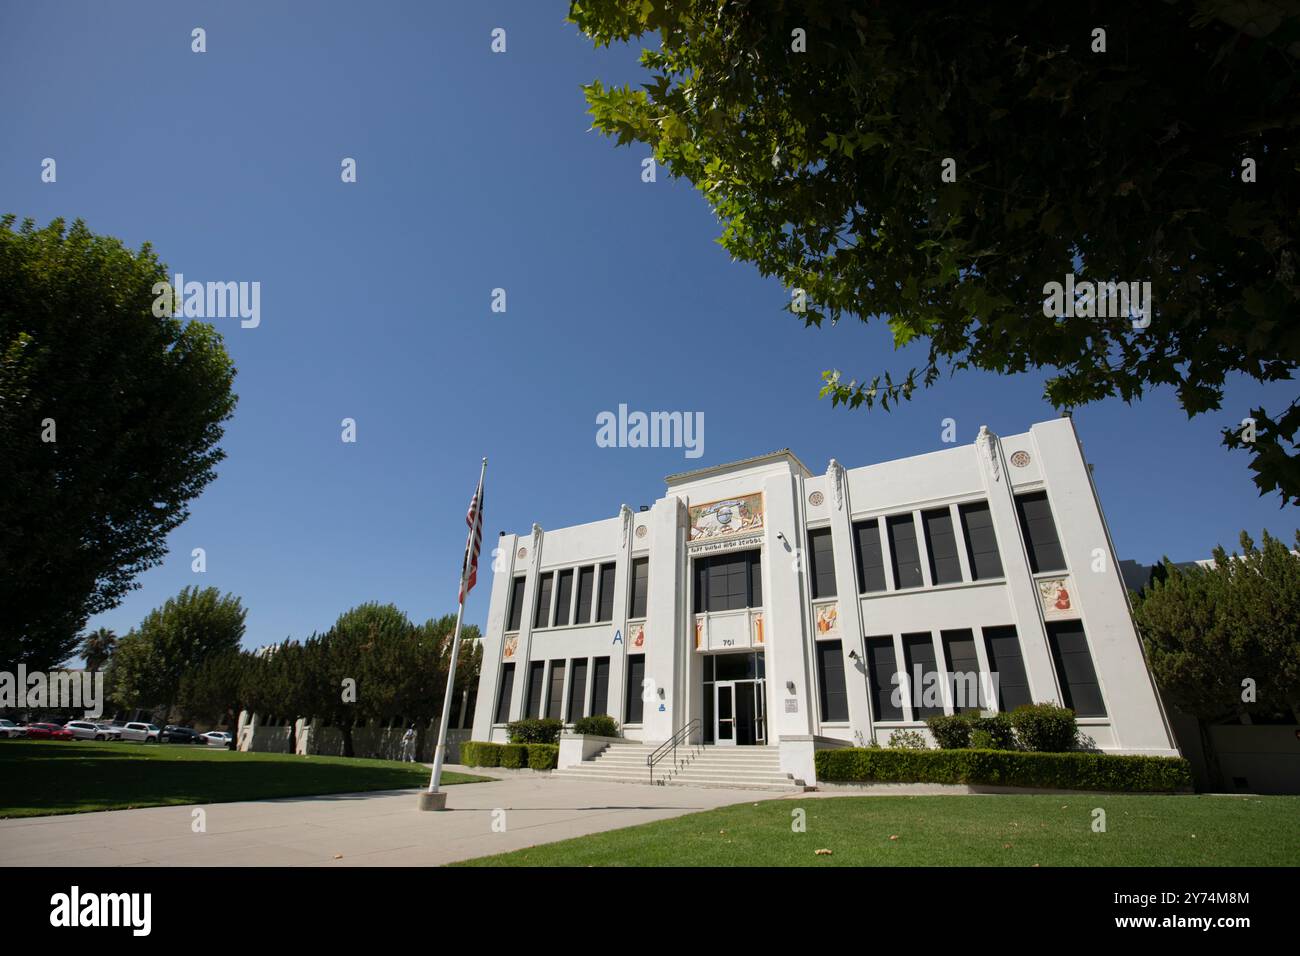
[0,770,785,867]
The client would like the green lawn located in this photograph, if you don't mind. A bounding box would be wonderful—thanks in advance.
[0,740,491,818]
[455,794,1299,866]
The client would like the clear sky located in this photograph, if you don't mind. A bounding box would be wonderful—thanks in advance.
[3,1,1294,651]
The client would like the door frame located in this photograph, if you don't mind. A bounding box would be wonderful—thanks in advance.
[714,681,737,746]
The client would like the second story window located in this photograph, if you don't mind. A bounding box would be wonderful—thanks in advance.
[887,513,924,589]
[533,572,554,629]
[1015,491,1066,573]
[628,556,649,618]
[807,527,837,599]
[554,569,574,626]
[575,566,595,624]
[693,550,762,613]
[596,562,616,622]
[506,576,526,631]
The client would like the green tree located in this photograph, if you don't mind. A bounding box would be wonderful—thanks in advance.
[1133,530,1300,787]
[177,647,253,728]
[0,217,238,668]
[570,1,1300,502]
[79,627,117,672]
[107,586,247,718]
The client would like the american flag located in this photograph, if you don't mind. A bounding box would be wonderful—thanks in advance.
[459,483,484,604]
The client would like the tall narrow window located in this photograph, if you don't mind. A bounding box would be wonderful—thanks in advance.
[590,657,610,715]
[941,629,983,712]
[866,636,902,721]
[1047,621,1106,717]
[816,640,849,722]
[625,654,645,723]
[853,519,887,593]
[506,576,526,631]
[567,658,588,721]
[533,572,554,629]
[525,660,545,718]
[546,660,565,720]
[959,501,1004,580]
[596,562,617,622]
[575,566,595,624]
[495,662,515,723]
[808,528,837,599]
[888,514,924,589]
[922,508,962,585]
[629,557,649,618]
[902,632,942,718]
[983,626,1031,711]
[1016,491,1066,573]
[749,551,763,607]
[554,569,574,627]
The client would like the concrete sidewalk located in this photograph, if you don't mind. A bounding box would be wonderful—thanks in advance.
[0,771,784,867]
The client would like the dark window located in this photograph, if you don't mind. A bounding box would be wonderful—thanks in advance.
[1047,621,1106,717]
[533,573,554,629]
[888,514,924,589]
[464,684,476,726]
[983,626,1031,712]
[596,562,617,622]
[866,637,903,721]
[960,502,1004,580]
[625,654,645,723]
[853,519,887,593]
[693,550,762,612]
[590,657,610,716]
[494,663,515,723]
[808,528,837,599]
[941,629,983,712]
[567,659,588,721]
[575,566,595,624]
[546,660,565,720]
[715,652,760,681]
[1016,491,1066,573]
[525,660,545,719]
[629,557,649,618]
[554,570,574,627]
[923,508,963,585]
[506,577,526,631]
[816,640,849,722]
[903,632,943,719]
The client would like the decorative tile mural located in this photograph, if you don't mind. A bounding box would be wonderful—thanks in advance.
[688,492,764,542]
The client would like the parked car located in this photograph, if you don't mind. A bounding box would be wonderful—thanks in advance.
[64,720,112,741]
[25,722,74,740]
[162,725,203,744]
[0,720,25,739]
[200,731,232,748]
[96,723,123,740]
[120,722,161,743]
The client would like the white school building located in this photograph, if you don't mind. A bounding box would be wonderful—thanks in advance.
[471,417,1179,782]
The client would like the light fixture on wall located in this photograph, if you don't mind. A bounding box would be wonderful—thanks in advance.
[786,680,796,694]
[658,687,665,699]
[848,649,860,661]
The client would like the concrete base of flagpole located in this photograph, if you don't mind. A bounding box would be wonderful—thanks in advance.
[417,790,448,811]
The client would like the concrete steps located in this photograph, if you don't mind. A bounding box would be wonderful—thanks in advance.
[551,743,805,792]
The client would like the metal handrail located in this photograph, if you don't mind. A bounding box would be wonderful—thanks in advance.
[647,717,701,785]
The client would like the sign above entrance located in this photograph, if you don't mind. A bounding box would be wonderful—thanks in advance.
[695,609,763,652]
[687,492,764,552]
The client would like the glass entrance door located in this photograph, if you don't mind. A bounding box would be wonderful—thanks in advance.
[714,682,736,746]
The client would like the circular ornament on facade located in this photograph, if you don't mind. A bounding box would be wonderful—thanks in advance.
[808,491,825,506]
[1009,450,1031,468]
[635,525,647,539]
[516,547,527,558]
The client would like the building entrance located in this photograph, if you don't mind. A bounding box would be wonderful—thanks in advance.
[702,651,766,745]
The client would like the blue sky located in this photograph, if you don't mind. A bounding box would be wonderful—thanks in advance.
[3,1,1294,650]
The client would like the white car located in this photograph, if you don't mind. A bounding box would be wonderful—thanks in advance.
[0,719,25,739]
[64,720,110,740]
[96,723,123,740]
[200,731,232,747]
[120,722,161,743]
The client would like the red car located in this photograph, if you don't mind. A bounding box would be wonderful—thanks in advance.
[24,722,74,740]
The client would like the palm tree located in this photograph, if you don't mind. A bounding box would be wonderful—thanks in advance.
[80,627,117,672]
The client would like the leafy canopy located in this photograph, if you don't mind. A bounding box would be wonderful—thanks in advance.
[0,216,238,668]
[570,1,1300,501]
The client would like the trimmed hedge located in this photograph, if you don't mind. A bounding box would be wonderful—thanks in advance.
[1010,703,1077,752]
[460,741,502,767]
[526,743,559,770]
[499,743,528,769]
[925,714,970,749]
[458,740,558,771]
[815,748,1193,793]
[572,714,620,737]
[507,718,563,744]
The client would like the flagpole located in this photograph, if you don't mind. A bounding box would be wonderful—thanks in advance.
[421,456,486,810]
